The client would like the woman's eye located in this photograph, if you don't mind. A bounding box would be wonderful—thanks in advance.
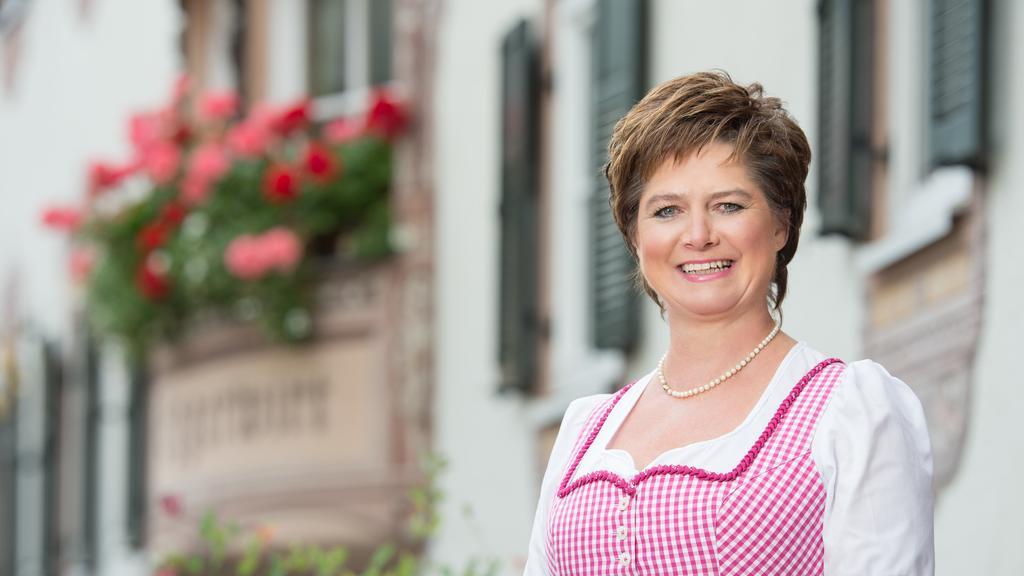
[653,206,678,218]
[717,202,744,214]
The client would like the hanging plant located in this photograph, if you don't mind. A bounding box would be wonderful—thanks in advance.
[42,76,409,357]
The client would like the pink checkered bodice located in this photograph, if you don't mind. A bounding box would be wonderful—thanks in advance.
[545,358,845,575]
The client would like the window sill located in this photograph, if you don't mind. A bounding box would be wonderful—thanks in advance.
[527,350,625,427]
[855,166,974,274]
[311,82,401,121]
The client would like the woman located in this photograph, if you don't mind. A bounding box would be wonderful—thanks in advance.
[524,72,934,575]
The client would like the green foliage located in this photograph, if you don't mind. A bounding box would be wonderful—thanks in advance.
[154,455,500,576]
[52,81,405,360]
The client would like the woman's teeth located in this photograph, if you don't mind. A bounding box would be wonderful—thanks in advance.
[680,260,734,274]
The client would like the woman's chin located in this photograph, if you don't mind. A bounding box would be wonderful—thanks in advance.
[664,298,745,321]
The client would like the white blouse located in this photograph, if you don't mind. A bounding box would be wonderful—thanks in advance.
[524,342,935,575]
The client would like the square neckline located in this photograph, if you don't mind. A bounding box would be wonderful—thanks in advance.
[595,341,806,475]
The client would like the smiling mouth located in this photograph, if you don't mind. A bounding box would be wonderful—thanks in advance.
[678,260,735,275]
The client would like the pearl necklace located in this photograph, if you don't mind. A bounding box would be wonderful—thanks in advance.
[658,318,782,399]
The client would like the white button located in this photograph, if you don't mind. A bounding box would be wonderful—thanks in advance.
[616,525,628,540]
[618,495,630,511]
[619,551,631,566]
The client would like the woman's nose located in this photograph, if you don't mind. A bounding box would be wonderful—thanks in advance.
[682,211,716,249]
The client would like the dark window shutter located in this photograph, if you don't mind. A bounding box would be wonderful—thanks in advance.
[590,0,645,351]
[83,332,99,569]
[369,0,393,86]
[126,361,147,548]
[498,20,540,394]
[928,0,987,168]
[817,0,873,240]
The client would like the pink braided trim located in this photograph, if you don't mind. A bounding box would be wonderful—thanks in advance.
[556,357,844,498]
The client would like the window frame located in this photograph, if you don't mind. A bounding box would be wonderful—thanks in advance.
[307,0,397,121]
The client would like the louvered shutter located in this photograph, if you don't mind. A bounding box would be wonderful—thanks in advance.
[591,0,645,350]
[817,0,872,240]
[498,20,540,394]
[928,0,987,168]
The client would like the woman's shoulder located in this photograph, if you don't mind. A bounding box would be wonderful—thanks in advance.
[794,344,917,398]
[561,392,615,431]
[798,346,931,454]
[793,343,928,426]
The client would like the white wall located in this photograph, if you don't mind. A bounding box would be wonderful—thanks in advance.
[0,0,180,347]
[432,0,543,572]
[934,0,1024,573]
[0,1,180,574]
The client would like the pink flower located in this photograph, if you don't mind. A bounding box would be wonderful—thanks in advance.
[69,247,96,283]
[198,90,239,121]
[262,227,302,273]
[224,228,303,280]
[170,74,190,107]
[159,494,183,518]
[188,143,230,183]
[88,160,136,197]
[226,120,271,158]
[128,111,164,154]
[141,142,181,185]
[181,175,212,206]
[224,234,265,280]
[324,117,364,144]
[41,206,83,232]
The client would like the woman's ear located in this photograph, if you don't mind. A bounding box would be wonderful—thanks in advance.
[773,209,791,251]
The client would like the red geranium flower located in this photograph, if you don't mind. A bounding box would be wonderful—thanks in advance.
[271,99,311,136]
[365,90,407,140]
[160,201,187,227]
[136,221,169,252]
[303,142,338,182]
[262,164,299,203]
[136,259,170,300]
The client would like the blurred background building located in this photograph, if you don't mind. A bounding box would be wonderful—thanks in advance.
[0,0,1020,574]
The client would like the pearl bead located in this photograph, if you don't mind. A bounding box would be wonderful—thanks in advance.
[658,316,781,400]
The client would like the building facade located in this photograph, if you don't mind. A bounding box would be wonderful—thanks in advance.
[0,0,1021,575]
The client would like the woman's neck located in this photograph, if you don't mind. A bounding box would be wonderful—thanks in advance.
[663,307,784,384]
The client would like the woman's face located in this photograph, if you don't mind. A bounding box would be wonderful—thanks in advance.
[635,141,788,323]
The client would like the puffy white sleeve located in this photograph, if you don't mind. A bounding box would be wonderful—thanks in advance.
[812,360,935,576]
[523,395,608,576]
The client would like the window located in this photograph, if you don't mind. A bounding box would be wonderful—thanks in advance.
[308,0,394,116]
[928,0,987,169]
[817,0,877,240]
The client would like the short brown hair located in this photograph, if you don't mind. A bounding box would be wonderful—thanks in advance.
[605,70,810,310]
